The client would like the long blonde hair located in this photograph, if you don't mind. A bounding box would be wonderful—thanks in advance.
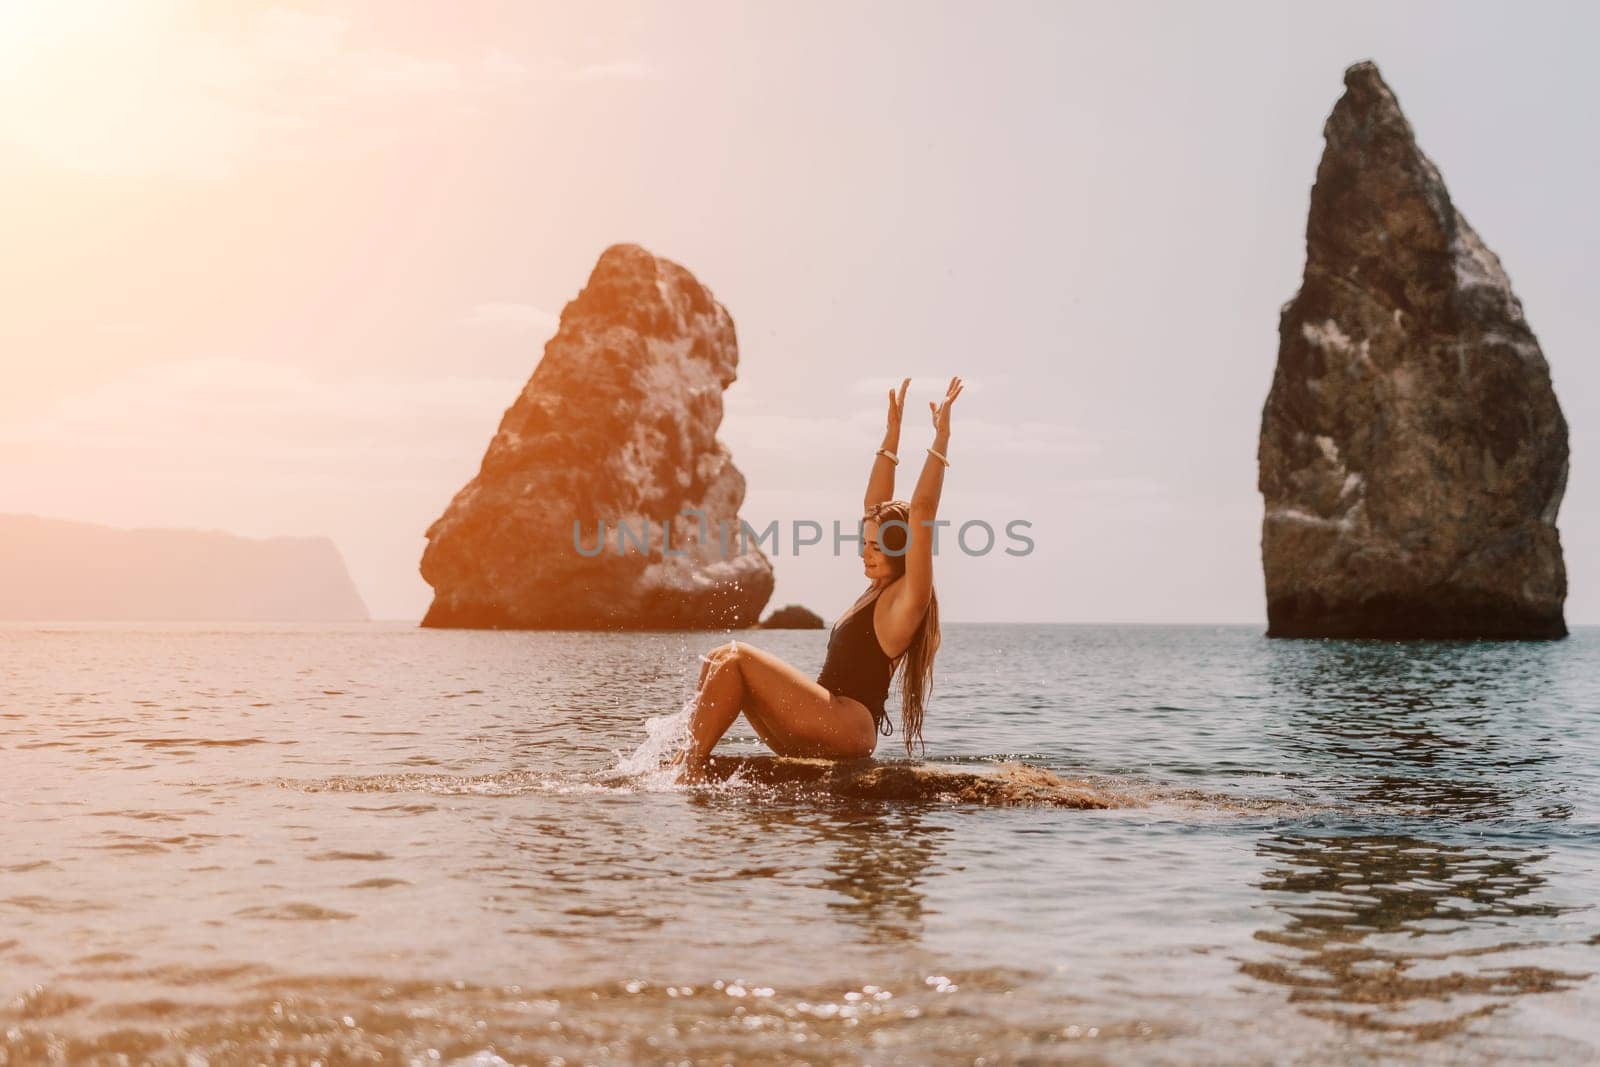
[866,500,942,755]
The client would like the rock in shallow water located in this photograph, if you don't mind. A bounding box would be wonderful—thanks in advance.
[757,604,825,629]
[702,756,1124,808]
[421,244,774,629]
[1258,61,1569,639]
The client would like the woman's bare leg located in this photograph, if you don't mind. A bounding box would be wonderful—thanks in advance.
[668,643,741,771]
[676,641,877,781]
[735,644,877,758]
[678,643,747,780]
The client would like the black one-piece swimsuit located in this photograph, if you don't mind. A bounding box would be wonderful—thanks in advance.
[815,586,896,736]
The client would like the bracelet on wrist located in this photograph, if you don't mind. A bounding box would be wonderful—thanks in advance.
[875,448,899,465]
[926,446,950,468]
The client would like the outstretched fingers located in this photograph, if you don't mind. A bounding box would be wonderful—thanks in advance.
[928,376,963,431]
[887,377,911,427]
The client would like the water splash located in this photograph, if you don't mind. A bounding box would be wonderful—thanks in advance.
[611,696,695,791]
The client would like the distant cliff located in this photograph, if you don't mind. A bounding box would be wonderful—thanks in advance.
[1258,62,1568,639]
[0,514,369,621]
[420,244,774,629]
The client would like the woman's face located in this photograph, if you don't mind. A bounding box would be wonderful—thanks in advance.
[862,518,892,580]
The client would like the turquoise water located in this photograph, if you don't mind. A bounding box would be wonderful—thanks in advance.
[3,622,1598,1064]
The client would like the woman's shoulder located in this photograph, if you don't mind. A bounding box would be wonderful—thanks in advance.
[874,575,928,623]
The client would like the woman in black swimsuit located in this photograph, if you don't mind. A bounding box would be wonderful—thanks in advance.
[673,376,960,780]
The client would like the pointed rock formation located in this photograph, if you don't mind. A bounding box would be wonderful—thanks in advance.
[421,244,774,629]
[1258,62,1569,639]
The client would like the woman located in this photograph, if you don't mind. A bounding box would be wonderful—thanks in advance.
[673,376,961,781]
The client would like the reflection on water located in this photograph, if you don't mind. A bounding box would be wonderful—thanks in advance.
[695,796,948,945]
[1244,832,1588,1038]
[2,622,1598,1064]
[1261,638,1573,822]
[1244,637,1596,1042]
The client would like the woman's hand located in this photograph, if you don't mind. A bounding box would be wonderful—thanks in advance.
[929,376,963,440]
[885,377,910,442]
[866,378,910,509]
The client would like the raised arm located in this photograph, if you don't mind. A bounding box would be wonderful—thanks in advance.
[864,377,911,512]
[902,376,962,608]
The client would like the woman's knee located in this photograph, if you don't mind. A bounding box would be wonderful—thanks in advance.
[701,640,736,666]
[701,641,744,684]
[716,640,753,666]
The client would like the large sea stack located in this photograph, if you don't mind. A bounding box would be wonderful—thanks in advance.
[1258,62,1569,639]
[421,244,774,629]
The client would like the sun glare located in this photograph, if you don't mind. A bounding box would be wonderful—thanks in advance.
[0,1,132,70]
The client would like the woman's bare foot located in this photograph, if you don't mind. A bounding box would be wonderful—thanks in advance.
[670,745,710,785]
[675,766,709,786]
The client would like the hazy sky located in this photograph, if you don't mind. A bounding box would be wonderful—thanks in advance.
[3,1,1597,623]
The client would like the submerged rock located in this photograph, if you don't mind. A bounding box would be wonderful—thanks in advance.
[288,759,1125,808]
[701,756,1124,808]
[421,244,774,629]
[1258,61,1569,639]
[292,763,1338,818]
[756,604,825,629]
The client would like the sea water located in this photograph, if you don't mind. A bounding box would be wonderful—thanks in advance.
[3,621,1598,1064]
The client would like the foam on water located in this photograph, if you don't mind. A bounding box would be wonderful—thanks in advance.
[611,697,694,790]
[297,689,706,798]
